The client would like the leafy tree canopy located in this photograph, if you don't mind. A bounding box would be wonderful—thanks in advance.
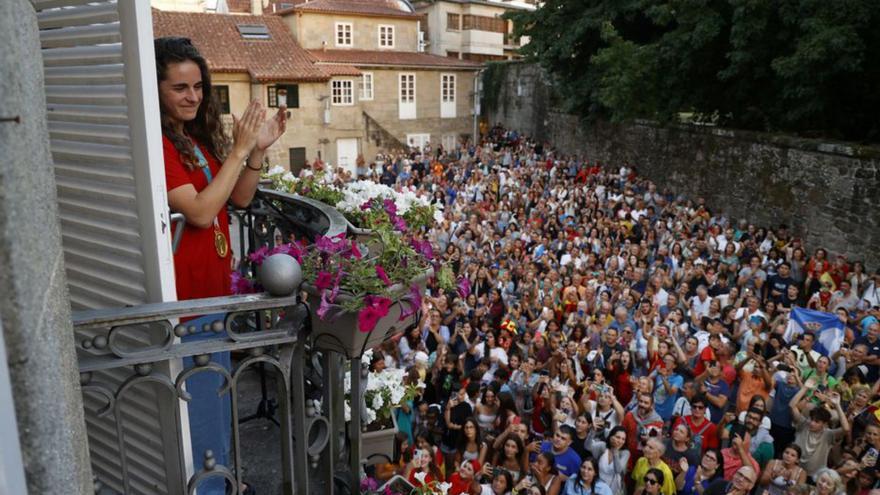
[507,0,880,142]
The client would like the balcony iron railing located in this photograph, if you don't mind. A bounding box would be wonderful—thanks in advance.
[74,189,376,495]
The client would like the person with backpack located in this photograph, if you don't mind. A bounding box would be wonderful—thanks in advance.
[673,395,719,455]
[623,393,665,463]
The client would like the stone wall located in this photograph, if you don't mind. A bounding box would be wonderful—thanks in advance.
[486,62,880,269]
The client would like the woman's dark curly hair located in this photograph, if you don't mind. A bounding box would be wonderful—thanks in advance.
[154,37,229,170]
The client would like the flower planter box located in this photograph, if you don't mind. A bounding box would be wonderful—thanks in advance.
[306,291,403,358]
[360,412,398,463]
[304,271,431,359]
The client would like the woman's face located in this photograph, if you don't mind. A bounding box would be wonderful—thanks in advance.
[492,475,509,494]
[579,461,596,483]
[509,354,520,369]
[865,425,880,447]
[533,454,550,474]
[701,451,719,472]
[816,474,834,495]
[504,439,519,459]
[158,60,203,126]
[620,351,631,366]
[464,421,477,439]
[751,397,766,412]
[644,473,661,493]
[644,442,659,460]
[575,415,590,434]
[610,431,626,449]
[593,369,604,383]
[782,447,800,465]
[672,424,689,443]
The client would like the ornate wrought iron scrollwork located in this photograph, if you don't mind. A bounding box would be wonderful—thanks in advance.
[187,450,239,495]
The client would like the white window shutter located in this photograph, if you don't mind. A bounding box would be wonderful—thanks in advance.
[37,1,185,493]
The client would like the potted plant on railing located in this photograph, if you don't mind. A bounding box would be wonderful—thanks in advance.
[233,168,454,358]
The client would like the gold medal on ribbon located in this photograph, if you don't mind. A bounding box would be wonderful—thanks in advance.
[214,226,229,258]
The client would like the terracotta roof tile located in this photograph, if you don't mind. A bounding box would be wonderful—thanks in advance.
[309,48,483,69]
[285,0,420,19]
[152,10,343,82]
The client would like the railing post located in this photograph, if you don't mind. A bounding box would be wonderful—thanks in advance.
[349,356,363,493]
[291,337,309,494]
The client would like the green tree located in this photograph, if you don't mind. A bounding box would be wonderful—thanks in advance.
[507,0,880,141]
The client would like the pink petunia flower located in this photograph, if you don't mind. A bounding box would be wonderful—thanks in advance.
[315,271,333,291]
[375,265,392,286]
[247,245,270,265]
[230,271,257,294]
[399,283,422,321]
[358,295,393,333]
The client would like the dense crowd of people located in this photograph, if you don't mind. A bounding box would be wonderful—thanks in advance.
[319,126,880,495]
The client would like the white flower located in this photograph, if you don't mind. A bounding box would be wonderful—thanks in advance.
[281,171,295,183]
[371,393,384,410]
[267,165,286,176]
[413,471,427,486]
[437,482,452,495]
[433,208,445,224]
[364,408,377,425]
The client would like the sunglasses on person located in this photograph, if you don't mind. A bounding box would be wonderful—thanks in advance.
[645,478,659,486]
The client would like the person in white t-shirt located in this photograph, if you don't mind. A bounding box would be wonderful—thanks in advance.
[690,285,713,319]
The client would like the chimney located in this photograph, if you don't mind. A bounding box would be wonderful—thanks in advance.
[252,0,263,15]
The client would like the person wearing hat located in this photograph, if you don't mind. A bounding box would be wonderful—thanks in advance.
[447,459,481,495]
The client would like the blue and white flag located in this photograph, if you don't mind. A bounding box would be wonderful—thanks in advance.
[783,307,845,356]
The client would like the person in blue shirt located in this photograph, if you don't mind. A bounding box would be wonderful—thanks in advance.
[653,354,684,422]
[532,425,582,479]
[768,371,800,456]
[563,457,614,495]
[698,362,729,424]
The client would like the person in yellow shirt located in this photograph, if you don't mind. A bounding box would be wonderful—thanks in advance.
[633,438,676,495]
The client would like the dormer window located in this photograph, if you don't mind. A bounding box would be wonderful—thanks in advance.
[237,24,270,40]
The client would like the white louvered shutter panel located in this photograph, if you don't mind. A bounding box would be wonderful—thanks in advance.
[36,1,182,494]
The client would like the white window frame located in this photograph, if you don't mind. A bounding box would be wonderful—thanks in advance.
[398,73,416,120]
[331,79,354,106]
[359,72,374,101]
[407,133,431,151]
[442,133,457,151]
[335,22,353,47]
[378,24,395,48]
[441,73,456,118]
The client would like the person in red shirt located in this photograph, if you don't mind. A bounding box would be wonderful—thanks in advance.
[673,395,719,454]
[694,333,722,376]
[157,37,287,301]
[156,37,287,494]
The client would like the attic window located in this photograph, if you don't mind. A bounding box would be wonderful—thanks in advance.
[237,24,270,40]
